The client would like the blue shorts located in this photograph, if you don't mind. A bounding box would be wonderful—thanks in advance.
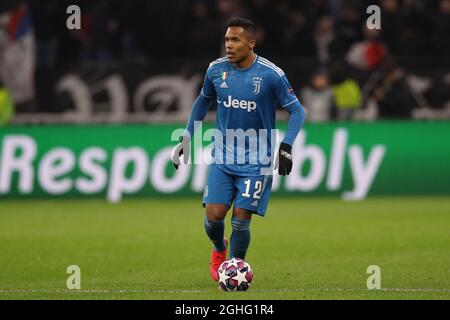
[202,165,273,217]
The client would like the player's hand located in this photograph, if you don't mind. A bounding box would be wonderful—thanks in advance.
[277,143,293,176]
[172,136,191,170]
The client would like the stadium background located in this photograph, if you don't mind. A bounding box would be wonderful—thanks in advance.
[0,0,449,300]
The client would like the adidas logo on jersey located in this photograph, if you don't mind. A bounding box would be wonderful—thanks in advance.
[222,95,257,112]
[220,81,228,88]
[251,200,258,207]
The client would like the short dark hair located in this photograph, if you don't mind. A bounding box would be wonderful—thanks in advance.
[227,17,256,38]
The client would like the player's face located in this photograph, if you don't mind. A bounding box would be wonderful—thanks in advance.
[225,27,255,64]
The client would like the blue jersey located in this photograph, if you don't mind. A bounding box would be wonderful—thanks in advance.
[199,55,303,177]
[188,55,303,176]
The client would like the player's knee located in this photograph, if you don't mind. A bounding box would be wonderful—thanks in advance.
[231,217,251,231]
[232,207,252,220]
[206,204,228,221]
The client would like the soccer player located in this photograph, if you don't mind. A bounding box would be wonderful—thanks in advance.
[172,17,306,282]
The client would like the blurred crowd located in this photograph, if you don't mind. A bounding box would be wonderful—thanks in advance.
[0,0,449,123]
[18,0,450,64]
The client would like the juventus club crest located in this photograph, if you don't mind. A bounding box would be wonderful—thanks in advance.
[252,76,262,95]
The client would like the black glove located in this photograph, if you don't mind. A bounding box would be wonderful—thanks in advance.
[278,143,293,176]
[172,136,191,170]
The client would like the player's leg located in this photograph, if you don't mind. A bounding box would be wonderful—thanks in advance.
[205,204,228,252]
[202,165,235,281]
[230,207,252,259]
[231,175,273,259]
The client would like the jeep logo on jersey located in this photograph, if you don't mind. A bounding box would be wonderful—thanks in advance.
[222,95,257,112]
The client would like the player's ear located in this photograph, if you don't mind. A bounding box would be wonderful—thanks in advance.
[249,39,256,50]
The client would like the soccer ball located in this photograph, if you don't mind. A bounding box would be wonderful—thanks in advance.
[217,258,253,291]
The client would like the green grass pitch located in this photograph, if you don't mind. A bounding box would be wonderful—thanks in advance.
[0,197,449,300]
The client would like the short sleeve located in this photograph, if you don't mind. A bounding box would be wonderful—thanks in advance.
[274,75,299,109]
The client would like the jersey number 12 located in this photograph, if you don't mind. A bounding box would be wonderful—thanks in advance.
[242,179,262,199]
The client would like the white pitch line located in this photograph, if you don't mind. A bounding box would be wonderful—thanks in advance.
[0,289,207,294]
[0,288,449,294]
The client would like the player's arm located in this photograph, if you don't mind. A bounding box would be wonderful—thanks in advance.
[172,68,215,169]
[184,92,214,138]
[275,75,307,175]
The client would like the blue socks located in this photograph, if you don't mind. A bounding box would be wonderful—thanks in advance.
[204,216,252,258]
[204,218,226,252]
[230,217,251,259]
